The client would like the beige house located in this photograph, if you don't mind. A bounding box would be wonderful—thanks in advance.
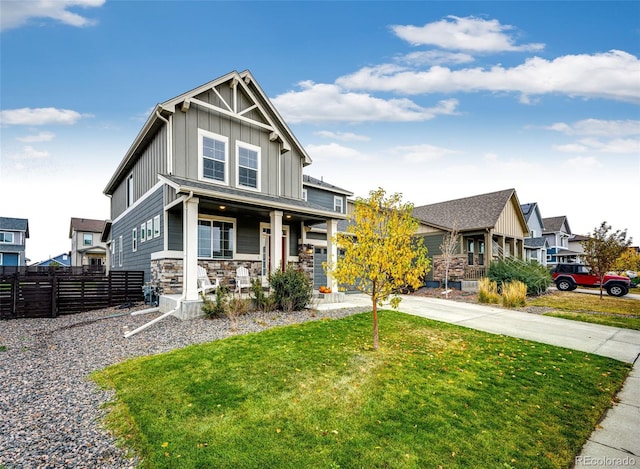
[413,188,530,284]
[69,218,107,269]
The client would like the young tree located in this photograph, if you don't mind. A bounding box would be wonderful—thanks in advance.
[439,224,460,298]
[581,221,632,299]
[328,188,431,350]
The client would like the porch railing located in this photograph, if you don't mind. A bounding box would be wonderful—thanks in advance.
[464,265,486,280]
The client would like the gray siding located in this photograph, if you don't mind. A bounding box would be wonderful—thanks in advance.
[111,126,167,220]
[420,233,445,281]
[111,186,164,282]
[306,187,345,213]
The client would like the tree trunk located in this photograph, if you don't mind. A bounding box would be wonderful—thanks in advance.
[372,291,379,350]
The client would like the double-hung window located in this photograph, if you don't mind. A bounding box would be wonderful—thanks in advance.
[236,142,260,190]
[198,218,234,259]
[198,129,228,184]
[334,196,344,214]
[83,233,92,246]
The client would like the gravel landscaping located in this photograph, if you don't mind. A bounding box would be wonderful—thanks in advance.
[0,303,369,469]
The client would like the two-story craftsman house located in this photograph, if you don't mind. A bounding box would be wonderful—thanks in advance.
[103,70,348,317]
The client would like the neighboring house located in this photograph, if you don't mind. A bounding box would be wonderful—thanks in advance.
[0,216,29,267]
[412,189,529,284]
[568,234,589,263]
[69,218,107,269]
[302,174,353,288]
[542,216,579,265]
[102,70,349,316]
[31,253,71,267]
[520,202,549,265]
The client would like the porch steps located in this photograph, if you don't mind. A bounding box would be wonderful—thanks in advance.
[312,291,346,305]
[461,280,479,292]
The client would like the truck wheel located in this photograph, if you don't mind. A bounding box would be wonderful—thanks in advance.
[606,284,628,297]
[556,279,574,291]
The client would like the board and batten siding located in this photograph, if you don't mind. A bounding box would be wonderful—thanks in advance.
[420,233,446,281]
[111,125,168,220]
[495,199,527,238]
[306,187,345,213]
[111,186,164,282]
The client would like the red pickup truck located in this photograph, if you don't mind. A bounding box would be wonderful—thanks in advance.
[551,264,631,297]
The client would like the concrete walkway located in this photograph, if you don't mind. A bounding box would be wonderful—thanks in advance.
[321,294,640,467]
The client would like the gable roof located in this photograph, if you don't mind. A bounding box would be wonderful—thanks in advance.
[0,217,29,236]
[69,218,106,237]
[303,175,353,196]
[542,216,571,234]
[520,202,545,229]
[524,236,549,248]
[413,189,521,231]
[104,70,311,195]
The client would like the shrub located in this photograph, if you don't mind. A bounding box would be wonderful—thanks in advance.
[250,278,269,312]
[501,280,528,308]
[227,294,251,331]
[269,267,313,313]
[478,277,500,304]
[488,258,551,296]
[200,286,228,319]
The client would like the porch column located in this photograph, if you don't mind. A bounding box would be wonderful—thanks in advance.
[183,196,200,301]
[485,230,493,265]
[326,219,338,291]
[270,210,283,272]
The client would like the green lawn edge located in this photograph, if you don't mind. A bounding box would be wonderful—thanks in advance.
[92,311,631,469]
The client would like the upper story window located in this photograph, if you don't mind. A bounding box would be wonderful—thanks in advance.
[334,196,344,214]
[237,142,261,191]
[0,232,14,244]
[198,129,228,184]
[126,174,134,207]
[83,233,92,246]
[302,189,307,201]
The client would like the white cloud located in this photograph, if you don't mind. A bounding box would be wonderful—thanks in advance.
[391,16,544,53]
[553,143,588,153]
[17,131,56,143]
[562,156,603,170]
[548,119,640,137]
[273,81,459,123]
[395,143,458,163]
[336,50,640,103]
[314,130,370,142]
[399,51,475,66]
[10,146,50,162]
[0,107,89,125]
[0,0,105,31]
[305,143,370,162]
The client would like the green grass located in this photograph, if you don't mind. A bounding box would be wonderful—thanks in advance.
[528,291,640,330]
[93,311,630,469]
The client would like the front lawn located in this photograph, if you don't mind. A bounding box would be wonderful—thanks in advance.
[528,291,640,330]
[93,311,630,468]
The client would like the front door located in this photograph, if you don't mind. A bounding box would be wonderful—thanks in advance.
[261,226,289,284]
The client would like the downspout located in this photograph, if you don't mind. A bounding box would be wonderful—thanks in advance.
[155,108,173,175]
[125,191,195,338]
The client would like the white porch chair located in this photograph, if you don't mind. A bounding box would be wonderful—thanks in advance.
[197,265,219,295]
[235,266,251,293]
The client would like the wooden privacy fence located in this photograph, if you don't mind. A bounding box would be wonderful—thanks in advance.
[0,269,144,320]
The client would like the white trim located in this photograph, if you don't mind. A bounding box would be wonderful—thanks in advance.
[157,175,349,220]
[235,141,261,192]
[197,214,236,260]
[198,128,228,185]
[132,227,137,252]
[235,253,261,261]
[153,215,161,238]
[190,97,274,133]
[151,250,183,260]
[112,181,164,224]
[334,196,344,214]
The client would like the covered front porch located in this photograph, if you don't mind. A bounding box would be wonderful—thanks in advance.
[150,176,347,316]
[432,230,525,284]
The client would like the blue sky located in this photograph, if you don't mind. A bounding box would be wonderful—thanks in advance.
[1,1,639,263]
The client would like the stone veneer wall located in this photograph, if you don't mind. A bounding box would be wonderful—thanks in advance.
[432,254,467,282]
[151,254,317,294]
[298,244,315,285]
